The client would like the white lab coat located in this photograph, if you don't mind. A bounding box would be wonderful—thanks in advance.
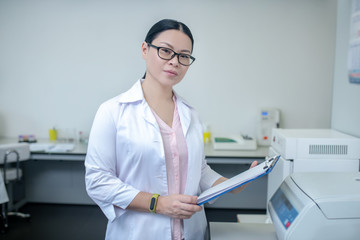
[85,79,222,240]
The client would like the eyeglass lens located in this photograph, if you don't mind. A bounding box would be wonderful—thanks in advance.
[158,47,193,66]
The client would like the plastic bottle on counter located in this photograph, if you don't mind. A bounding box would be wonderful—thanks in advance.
[18,135,25,143]
[203,123,211,144]
[28,134,37,143]
[78,131,84,143]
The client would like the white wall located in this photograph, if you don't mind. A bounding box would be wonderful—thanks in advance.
[0,0,337,139]
[331,0,360,138]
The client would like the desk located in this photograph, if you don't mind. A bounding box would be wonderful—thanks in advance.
[1,139,269,208]
[0,139,92,204]
[210,222,277,240]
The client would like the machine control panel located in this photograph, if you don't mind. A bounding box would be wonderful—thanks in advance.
[270,187,299,230]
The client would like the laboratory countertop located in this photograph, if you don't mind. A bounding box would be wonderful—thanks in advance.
[0,138,269,161]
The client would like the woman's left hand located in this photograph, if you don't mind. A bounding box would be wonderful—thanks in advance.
[212,160,258,194]
[230,160,258,193]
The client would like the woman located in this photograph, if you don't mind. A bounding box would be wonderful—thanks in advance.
[85,19,257,240]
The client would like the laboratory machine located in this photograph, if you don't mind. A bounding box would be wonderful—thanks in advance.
[257,108,280,146]
[210,172,360,240]
[268,172,360,240]
[212,135,257,150]
[267,128,360,202]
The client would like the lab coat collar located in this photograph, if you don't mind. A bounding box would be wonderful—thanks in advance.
[116,79,193,136]
[116,79,145,103]
[115,79,192,107]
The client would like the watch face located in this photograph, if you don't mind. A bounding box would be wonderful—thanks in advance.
[150,197,156,210]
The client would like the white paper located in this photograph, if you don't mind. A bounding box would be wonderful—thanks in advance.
[198,157,278,205]
[29,143,75,153]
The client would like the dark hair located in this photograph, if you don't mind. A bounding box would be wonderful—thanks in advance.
[145,19,194,51]
[142,19,194,79]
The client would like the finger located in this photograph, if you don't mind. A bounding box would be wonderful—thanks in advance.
[189,196,198,204]
[172,196,202,212]
[250,160,258,168]
[179,195,198,205]
[169,205,200,219]
[175,199,201,214]
[181,203,202,213]
[177,206,202,219]
[230,185,246,193]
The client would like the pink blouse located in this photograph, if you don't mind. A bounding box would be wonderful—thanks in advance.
[151,96,188,240]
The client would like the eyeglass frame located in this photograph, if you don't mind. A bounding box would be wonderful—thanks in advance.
[146,42,196,66]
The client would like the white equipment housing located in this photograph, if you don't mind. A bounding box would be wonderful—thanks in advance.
[267,129,360,202]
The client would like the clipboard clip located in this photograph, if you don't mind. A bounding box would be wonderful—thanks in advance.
[263,155,280,171]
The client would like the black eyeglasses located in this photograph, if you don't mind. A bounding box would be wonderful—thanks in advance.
[147,43,195,66]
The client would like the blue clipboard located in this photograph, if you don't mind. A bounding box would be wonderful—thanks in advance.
[197,155,280,205]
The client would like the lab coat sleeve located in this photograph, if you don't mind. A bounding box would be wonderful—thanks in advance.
[85,102,140,222]
[199,152,222,192]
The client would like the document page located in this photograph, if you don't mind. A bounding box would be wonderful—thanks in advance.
[197,155,279,205]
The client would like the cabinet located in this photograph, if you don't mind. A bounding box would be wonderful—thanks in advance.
[24,157,93,205]
[11,139,269,209]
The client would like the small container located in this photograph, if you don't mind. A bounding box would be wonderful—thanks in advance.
[78,131,84,143]
[203,124,211,144]
[28,134,37,143]
[18,135,25,143]
[49,128,58,141]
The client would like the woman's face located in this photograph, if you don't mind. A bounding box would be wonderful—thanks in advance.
[142,29,193,89]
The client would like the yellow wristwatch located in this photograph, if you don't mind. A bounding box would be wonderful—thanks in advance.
[149,193,160,213]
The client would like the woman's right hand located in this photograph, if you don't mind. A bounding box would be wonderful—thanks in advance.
[156,194,202,219]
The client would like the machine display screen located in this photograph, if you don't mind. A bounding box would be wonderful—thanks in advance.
[270,188,299,230]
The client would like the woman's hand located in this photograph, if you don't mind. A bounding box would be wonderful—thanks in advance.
[230,160,258,193]
[156,194,202,219]
[212,160,258,194]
